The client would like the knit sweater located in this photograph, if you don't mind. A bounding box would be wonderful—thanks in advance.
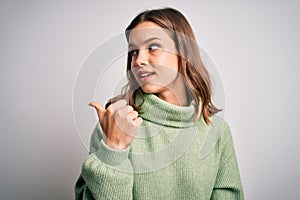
[75,93,244,199]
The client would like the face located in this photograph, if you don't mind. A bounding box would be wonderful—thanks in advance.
[128,21,184,96]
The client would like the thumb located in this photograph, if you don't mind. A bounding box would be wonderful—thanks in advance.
[89,102,105,121]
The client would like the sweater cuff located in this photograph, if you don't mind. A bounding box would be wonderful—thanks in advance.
[96,139,130,166]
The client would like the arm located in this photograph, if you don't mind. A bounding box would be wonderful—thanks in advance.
[211,121,244,200]
[75,99,142,200]
[75,123,134,200]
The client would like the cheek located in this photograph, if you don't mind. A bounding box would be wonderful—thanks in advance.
[130,62,138,75]
[162,53,179,72]
[130,59,134,69]
[155,64,179,86]
[153,53,179,78]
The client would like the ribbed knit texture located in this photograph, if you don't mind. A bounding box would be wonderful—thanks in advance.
[75,93,244,199]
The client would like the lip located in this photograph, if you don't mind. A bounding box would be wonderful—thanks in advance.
[137,70,155,82]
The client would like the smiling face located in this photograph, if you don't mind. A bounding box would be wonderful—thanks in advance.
[128,21,186,102]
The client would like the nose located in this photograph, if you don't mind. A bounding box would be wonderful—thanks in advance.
[134,49,149,66]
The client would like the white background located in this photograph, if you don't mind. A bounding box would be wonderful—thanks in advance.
[0,0,299,199]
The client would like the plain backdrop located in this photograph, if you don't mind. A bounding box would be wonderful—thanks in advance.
[1,0,299,199]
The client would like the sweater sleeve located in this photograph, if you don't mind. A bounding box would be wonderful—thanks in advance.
[75,123,134,200]
[210,121,244,200]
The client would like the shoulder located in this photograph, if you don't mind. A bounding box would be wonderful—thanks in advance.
[196,114,234,153]
[208,115,238,163]
[210,115,233,143]
[197,114,230,135]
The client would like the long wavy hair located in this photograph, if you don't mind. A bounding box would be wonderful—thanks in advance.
[106,7,221,125]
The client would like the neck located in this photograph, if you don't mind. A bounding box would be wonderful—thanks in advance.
[156,78,188,106]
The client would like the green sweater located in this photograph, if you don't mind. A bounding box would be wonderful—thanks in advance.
[75,93,244,199]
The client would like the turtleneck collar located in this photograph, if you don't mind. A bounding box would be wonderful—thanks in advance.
[135,93,197,128]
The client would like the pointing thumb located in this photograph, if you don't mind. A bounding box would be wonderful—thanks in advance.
[89,102,105,121]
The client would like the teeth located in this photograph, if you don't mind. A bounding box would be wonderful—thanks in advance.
[139,73,152,78]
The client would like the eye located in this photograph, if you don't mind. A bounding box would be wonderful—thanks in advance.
[148,43,160,51]
[129,49,138,57]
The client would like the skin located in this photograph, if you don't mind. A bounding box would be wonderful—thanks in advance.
[89,99,142,150]
[129,21,188,106]
[90,21,187,150]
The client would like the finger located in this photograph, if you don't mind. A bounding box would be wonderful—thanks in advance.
[107,99,127,113]
[117,105,134,116]
[89,102,105,120]
[127,110,138,120]
[133,117,143,127]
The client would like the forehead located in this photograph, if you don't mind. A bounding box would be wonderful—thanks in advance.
[128,21,174,45]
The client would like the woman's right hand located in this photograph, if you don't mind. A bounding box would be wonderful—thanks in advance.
[89,99,143,150]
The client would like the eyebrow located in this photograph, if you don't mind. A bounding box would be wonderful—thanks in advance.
[128,37,161,49]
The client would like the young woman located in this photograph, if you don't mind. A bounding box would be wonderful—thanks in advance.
[75,7,244,200]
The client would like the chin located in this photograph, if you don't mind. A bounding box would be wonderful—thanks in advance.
[140,84,164,94]
[140,87,156,94]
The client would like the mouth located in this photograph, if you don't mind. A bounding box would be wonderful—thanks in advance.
[137,71,155,82]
